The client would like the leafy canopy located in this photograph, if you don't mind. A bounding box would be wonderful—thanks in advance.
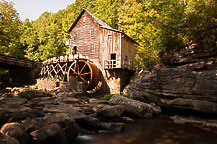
[1,0,217,70]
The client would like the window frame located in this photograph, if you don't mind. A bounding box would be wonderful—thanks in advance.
[108,34,112,40]
[73,31,77,41]
[91,28,94,38]
[90,43,95,54]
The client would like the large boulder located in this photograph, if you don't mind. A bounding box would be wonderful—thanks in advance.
[95,104,126,117]
[109,95,154,117]
[0,133,20,144]
[30,123,64,143]
[22,113,79,143]
[0,104,40,125]
[127,45,217,114]
[65,110,100,130]
[0,122,32,144]
[168,98,217,114]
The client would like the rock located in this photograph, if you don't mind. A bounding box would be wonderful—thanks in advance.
[11,87,24,96]
[0,133,20,144]
[127,45,217,114]
[109,95,153,117]
[95,104,126,117]
[29,97,58,107]
[45,113,80,141]
[58,97,80,104]
[0,96,28,105]
[8,109,44,123]
[19,89,52,100]
[89,98,108,104]
[151,104,162,115]
[30,123,64,143]
[5,87,12,92]
[22,113,79,143]
[0,104,42,124]
[0,109,11,126]
[170,115,217,128]
[43,104,74,113]
[0,122,32,144]
[82,106,95,115]
[168,98,217,114]
[120,117,135,123]
[123,84,130,95]
[91,114,135,123]
[66,110,100,130]
[22,117,46,133]
[56,92,75,98]
[100,122,125,132]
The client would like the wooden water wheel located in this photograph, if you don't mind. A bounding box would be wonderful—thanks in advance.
[67,59,100,90]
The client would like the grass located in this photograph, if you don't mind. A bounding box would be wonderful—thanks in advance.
[100,93,130,100]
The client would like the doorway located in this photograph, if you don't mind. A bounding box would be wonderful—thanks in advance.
[110,53,116,68]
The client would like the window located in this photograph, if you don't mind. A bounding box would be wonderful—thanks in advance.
[108,34,112,40]
[73,46,77,54]
[90,43,94,54]
[83,16,86,22]
[91,28,94,38]
[73,31,77,40]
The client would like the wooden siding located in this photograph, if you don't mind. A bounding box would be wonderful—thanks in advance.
[68,10,136,71]
[101,29,121,70]
[121,35,137,70]
[69,11,101,65]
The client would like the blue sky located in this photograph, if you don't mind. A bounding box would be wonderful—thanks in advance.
[9,0,75,21]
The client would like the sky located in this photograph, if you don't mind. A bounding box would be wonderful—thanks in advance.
[9,0,75,21]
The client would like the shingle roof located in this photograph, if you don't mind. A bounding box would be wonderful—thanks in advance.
[68,9,138,45]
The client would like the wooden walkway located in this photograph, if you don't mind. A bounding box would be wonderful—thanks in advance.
[0,54,36,69]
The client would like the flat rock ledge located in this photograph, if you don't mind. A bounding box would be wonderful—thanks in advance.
[125,44,217,115]
[0,88,161,144]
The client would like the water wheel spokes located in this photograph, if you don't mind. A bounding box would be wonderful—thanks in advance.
[67,60,100,90]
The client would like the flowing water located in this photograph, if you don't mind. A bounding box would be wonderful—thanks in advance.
[77,116,217,144]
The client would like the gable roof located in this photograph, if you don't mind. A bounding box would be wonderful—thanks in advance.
[68,9,138,45]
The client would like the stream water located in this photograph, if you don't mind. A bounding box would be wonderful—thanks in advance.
[76,116,217,144]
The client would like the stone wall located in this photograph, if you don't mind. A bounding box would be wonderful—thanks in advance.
[126,44,217,114]
[37,76,86,93]
[100,69,134,94]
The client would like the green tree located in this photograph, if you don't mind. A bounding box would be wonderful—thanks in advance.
[0,0,23,57]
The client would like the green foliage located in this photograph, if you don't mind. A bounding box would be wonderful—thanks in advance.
[100,94,130,100]
[0,0,24,57]
[119,0,217,70]
[1,0,216,70]
[100,94,114,100]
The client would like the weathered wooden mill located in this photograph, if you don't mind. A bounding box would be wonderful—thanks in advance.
[39,9,137,94]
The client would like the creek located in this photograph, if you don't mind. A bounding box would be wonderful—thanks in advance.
[76,116,217,144]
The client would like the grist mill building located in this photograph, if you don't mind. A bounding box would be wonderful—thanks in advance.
[68,9,137,94]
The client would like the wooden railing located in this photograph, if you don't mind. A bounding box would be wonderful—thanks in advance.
[104,59,134,70]
[0,54,36,68]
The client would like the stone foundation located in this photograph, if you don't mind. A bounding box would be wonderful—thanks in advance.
[98,69,134,94]
[37,79,58,90]
[37,76,86,93]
